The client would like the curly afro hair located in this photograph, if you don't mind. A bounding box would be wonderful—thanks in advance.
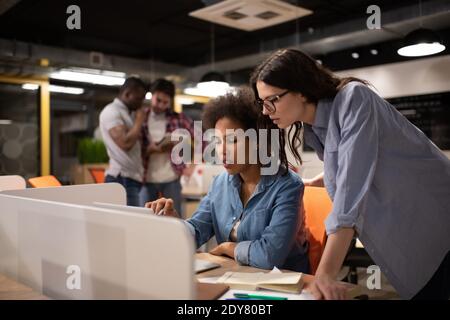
[202,86,259,131]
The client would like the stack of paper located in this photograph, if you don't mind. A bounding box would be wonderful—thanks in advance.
[216,271,304,294]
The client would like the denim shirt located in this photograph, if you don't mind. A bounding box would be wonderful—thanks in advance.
[184,169,309,273]
[303,82,450,299]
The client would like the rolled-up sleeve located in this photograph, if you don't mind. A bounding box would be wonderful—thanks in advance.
[325,86,379,235]
[234,240,251,265]
[242,179,303,269]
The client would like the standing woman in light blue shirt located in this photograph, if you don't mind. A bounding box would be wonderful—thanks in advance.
[146,87,310,273]
[250,49,450,300]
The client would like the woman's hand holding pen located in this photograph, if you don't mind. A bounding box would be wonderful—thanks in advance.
[145,198,179,218]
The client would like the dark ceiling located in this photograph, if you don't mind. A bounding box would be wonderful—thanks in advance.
[0,0,441,67]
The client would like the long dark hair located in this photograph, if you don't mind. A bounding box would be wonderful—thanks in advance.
[250,48,368,165]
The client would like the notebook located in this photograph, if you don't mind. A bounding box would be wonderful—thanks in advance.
[216,271,304,294]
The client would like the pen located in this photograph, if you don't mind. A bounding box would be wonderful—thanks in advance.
[233,293,288,300]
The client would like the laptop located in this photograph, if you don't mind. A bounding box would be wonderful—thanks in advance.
[1,195,195,299]
[92,202,156,214]
[93,202,220,273]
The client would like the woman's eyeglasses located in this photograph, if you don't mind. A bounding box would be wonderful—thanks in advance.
[256,90,289,114]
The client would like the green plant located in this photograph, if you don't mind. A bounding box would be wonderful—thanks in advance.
[77,138,109,164]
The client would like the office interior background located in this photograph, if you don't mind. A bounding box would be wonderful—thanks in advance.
[1,0,449,182]
[0,0,449,300]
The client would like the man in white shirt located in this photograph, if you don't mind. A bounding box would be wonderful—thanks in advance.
[140,79,196,216]
[99,77,147,206]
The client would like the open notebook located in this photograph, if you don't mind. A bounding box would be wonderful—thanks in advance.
[216,271,304,294]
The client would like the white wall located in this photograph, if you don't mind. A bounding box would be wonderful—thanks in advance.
[336,55,450,98]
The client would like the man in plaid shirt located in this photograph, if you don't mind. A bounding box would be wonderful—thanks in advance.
[140,79,196,216]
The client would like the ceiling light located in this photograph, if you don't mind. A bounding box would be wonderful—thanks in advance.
[184,81,235,98]
[145,92,152,100]
[351,52,360,59]
[22,83,39,90]
[397,28,445,57]
[370,49,378,55]
[176,97,195,105]
[50,68,126,86]
[49,85,84,95]
[0,119,13,125]
[22,83,85,95]
[185,26,235,98]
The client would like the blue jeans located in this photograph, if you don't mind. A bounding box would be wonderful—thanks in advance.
[105,175,142,207]
[140,179,183,217]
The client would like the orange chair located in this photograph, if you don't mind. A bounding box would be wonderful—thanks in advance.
[88,168,105,184]
[301,186,333,275]
[28,175,62,188]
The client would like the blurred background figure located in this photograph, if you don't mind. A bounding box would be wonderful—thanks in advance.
[140,79,196,216]
[100,77,147,206]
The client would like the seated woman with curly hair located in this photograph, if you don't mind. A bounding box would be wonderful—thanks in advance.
[146,87,309,272]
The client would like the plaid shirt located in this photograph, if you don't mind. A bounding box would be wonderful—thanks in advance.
[141,107,196,183]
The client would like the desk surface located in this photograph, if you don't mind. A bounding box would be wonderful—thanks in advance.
[0,274,48,300]
[0,254,360,300]
[196,252,315,282]
[195,253,361,299]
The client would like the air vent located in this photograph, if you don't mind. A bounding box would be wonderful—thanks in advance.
[256,11,280,20]
[224,10,248,20]
[189,0,313,31]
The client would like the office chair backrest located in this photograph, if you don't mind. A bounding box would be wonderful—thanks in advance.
[2,183,125,206]
[0,175,26,191]
[28,175,62,188]
[88,168,105,183]
[302,186,333,275]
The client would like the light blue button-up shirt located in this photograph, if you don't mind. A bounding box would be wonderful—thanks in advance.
[184,169,310,273]
[303,82,450,299]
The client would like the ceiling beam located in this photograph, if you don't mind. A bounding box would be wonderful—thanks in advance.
[0,38,189,83]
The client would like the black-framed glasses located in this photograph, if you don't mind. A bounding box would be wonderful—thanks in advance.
[256,90,289,114]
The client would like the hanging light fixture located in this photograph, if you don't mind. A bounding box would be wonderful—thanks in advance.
[397,28,445,57]
[397,0,446,57]
[184,71,233,97]
[184,24,234,98]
